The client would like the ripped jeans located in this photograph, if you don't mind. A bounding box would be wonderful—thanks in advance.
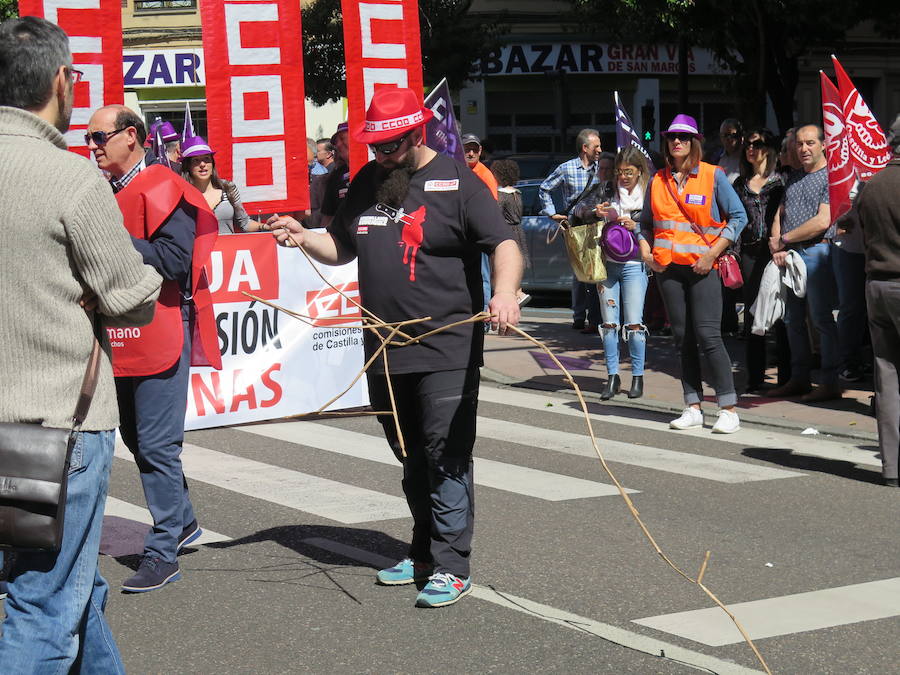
[598,261,649,376]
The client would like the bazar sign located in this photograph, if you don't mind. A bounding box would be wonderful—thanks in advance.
[123,49,205,88]
[471,43,726,76]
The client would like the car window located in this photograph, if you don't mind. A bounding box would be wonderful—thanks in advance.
[519,185,540,216]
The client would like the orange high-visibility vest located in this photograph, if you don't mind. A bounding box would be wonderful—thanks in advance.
[649,162,725,266]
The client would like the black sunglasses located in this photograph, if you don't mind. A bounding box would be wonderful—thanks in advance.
[84,127,128,146]
[744,139,767,150]
[370,130,413,156]
[666,132,694,142]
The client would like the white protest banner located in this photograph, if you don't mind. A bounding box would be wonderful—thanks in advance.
[185,233,368,430]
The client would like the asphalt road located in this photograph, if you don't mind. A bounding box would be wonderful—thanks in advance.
[4,381,897,674]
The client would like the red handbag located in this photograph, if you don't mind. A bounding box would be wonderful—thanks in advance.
[663,172,744,289]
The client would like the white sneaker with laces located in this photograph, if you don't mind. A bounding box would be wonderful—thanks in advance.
[711,409,740,434]
[669,406,703,430]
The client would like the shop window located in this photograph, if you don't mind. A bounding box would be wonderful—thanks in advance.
[516,113,555,128]
[488,113,513,127]
[488,134,512,153]
[134,0,197,13]
[517,135,554,153]
[568,113,592,126]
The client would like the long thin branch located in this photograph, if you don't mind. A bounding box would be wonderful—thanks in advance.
[381,347,406,458]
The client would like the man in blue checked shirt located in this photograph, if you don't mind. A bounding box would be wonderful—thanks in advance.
[540,128,607,330]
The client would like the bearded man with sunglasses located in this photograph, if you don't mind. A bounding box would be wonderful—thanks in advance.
[86,104,222,593]
[270,87,522,608]
[0,17,162,670]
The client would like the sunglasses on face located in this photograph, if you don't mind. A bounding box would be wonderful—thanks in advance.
[370,130,413,156]
[667,133,694,143]
[744,139,766,150]
[84,127,127,146]
[616,169,638,177]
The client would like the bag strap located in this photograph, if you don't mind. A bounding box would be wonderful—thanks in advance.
[662,169,715,249]
[563,166,597,216]
[72,319,102,430]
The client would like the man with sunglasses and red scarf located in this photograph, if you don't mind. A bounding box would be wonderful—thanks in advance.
[269,87,522,608]
[86,104,221,593]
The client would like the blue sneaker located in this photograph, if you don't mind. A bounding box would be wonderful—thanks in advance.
[177,519,203,553]
[375,558,433,586]
[122,556,180,593]
[415,572,472,608]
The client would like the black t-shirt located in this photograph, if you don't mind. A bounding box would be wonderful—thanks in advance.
[328,153,512,374]
[320,162,350,217]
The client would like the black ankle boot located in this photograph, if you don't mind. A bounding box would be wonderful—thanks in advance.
[628,375,644,399]
[600,374,620,400]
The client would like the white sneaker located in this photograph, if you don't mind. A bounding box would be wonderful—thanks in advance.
[711,409,741,434]
[669,406,703,430]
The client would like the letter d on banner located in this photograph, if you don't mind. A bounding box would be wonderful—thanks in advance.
[19,0,125,159]
[200,0,309,214]
[341,0,424,178]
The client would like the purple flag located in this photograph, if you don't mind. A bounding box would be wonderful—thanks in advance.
[614,91,654,170]
[424,78,465,164]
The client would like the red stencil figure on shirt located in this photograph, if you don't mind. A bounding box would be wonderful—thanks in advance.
[376,203,427,281]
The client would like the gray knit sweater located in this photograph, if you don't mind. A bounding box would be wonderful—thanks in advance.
[0,107,162,430]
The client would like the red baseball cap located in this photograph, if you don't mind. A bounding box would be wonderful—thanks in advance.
[353,87,433,145]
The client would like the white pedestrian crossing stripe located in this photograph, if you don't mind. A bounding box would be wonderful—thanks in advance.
[113,441,409,524]
[237,422,638,501]
[478,387,882,469]
[103,496,232,545]
[633,577,900,645]
[476,417,804,483]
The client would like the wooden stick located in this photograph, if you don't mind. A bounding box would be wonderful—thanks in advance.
[381,347,406,458]
[240,292,428,331]
[391,312,492,346]
[697,550,711,585]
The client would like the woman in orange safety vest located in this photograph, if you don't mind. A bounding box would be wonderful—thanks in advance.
[637,114,748,434]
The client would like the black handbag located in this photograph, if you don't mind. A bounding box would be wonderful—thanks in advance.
[0,332,101,552]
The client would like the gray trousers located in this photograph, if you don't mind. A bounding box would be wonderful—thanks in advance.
[658,264,738,408]
[866,279,900,480]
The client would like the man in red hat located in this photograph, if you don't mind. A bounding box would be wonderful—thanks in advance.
[269,87,523,608]
[86,104,221,593]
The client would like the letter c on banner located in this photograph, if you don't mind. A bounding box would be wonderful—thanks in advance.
[231,75,285,137]
[359,3,406,59]
[224,3,280,65]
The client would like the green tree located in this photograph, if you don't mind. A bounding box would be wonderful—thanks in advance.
[571,0,900,131]
[1,0,18,21]
[301,0,508,105]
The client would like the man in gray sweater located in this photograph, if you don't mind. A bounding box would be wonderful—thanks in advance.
[0,17,161,671]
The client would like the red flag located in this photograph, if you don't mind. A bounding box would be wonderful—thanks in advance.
[200,0,309,214]
[19,0,124,158]
[831,55,891,180]
[820,71,854,223]
[340,0,424,178]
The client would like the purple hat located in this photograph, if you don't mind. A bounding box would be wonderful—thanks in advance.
[330,121,348,144]
[180,136,215,159]
[158,121,180,143]
[662,114,703,140]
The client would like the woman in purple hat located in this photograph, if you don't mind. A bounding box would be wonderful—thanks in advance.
[181,136,261,233]
[575,146,651,399]
[637,114,748,433]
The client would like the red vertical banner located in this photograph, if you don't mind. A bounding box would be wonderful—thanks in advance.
[820,72,854,223]
[19,0,124,158]
[340,0,424,177]
[831,55,891,181]
[200,0,309,214]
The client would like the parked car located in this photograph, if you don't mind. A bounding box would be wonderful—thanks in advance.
[517,179,573,292]
[488,153,569,180]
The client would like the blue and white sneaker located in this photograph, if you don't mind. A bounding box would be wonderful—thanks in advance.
[415,572,472,608]
[375,558,433,586]
[177,519,203,553]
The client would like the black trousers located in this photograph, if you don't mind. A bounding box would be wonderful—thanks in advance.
[367,367,479,578]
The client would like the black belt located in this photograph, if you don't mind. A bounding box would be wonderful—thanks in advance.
[794,237,832,249]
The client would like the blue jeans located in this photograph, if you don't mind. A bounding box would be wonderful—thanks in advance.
[832,245,867,372]
[116,319,195,563]
[784,242,839,387]
[0,430,125,674]
[598,262,649,376]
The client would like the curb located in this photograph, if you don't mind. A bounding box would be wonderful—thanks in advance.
[480,368,878,444]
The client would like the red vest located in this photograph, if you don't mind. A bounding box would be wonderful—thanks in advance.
[111,164,222,376]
